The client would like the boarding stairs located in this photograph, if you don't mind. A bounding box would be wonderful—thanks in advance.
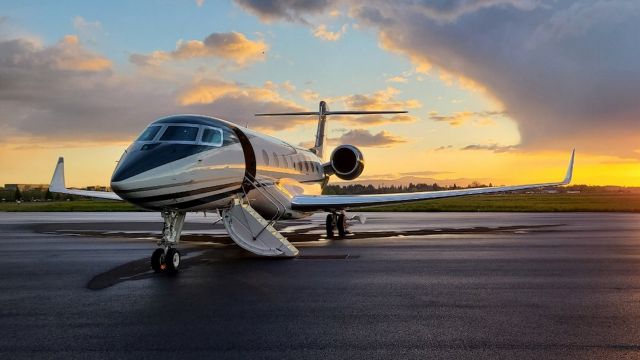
[221,175,298,257]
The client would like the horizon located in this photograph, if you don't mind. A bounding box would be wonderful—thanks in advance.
[1,1,639,186]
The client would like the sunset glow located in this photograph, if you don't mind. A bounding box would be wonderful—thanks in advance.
[1,1,638,187]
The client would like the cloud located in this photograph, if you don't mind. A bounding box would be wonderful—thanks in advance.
[234,0,337,23]
[130,31,267,66]
[72,16,103,44]
[434,145,453,151]
[336,113,415,126]
[461,144,518,153]
[429,110,504,127]
[0,35,312,142]
[280,80,296,93]
[239,1,640,157]
[312,24,347,41]
[349,1,640,157]
[339,87,420,110]
[386,75,407,83]
[329,129,407,147]
[301,89,319,101]
[195,0,205,7]
[323,87,420,125]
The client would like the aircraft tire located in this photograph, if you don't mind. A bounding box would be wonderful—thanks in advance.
[151,248,165,273]
[336,213,346,238]
[165,248,181,274]
[325,214,335,239]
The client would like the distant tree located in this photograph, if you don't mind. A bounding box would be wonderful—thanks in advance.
[14,188,22,201]
[45,189,53,200]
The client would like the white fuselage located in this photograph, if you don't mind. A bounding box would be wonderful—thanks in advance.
[109,115,326,219]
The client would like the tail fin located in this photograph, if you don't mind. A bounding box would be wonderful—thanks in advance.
[313,101,328,159]
[255,101,407,160]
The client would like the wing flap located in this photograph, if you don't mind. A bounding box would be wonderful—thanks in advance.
[292,150,575,211]
[49,157,123,201]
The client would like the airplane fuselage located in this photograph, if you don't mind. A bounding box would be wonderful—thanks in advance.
[110,115,326,219]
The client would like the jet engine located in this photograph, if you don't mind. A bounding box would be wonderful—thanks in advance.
[327,145,364,180]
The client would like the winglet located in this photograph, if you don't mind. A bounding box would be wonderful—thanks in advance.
[562,149,575,185]
[49,157,66,192]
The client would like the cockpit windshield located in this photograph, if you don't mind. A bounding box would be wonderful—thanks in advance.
[136,126,161,142]
[135,122,226,147]
[160,126,199,142]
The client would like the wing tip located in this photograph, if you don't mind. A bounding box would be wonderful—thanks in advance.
[49,156,66,191]
[562,149,575,185]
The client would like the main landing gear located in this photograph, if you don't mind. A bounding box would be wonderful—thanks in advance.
[151,210,186,274]
[325,211,347,239]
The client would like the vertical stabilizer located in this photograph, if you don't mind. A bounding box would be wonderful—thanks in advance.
[313,101,328,160]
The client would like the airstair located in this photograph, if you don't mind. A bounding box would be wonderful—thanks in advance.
[221,175,299,257]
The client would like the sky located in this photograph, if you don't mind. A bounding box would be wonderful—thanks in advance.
[0,0,639,187]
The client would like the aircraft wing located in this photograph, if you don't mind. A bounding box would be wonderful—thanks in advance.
[291,150,575,211]
[49,157,123,201]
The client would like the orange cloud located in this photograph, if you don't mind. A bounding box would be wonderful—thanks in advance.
[130,31,267,66]
[54,35,112,72]
[339,87,421,110]
[328,129,407,148]
[312,24,347,41]
[301,89,319,101]
[430,110,504,127]
[379,31,432,74]
[177,79,289,106]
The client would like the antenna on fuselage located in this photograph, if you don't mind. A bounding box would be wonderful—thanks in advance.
[254,101,407,160]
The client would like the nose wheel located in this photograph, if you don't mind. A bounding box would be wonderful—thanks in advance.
[151,210,186,274]
[151,247,181,274]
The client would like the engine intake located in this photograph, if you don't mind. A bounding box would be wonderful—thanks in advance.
[329,145,364,180]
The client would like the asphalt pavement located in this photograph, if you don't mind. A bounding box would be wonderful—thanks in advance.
[2,212,640,359]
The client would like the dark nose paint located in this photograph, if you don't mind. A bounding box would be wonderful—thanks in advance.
[111,143,214,182]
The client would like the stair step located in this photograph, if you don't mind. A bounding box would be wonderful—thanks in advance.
[222,199,298,257]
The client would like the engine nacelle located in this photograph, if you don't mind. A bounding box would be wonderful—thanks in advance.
[328,145,365,180]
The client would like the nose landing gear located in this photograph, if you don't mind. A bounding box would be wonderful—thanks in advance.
[151,210,185,274]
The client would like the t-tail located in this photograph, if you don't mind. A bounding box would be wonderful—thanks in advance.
[255,101,407,160]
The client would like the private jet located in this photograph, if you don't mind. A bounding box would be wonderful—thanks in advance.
[49,101,575,273]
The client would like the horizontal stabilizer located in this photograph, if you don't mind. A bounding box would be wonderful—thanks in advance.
[254,110,408,116]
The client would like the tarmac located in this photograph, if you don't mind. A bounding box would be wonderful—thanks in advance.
[2,211,640,359]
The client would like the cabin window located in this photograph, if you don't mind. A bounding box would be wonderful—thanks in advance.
[136,126,161,142]
[262,149,270,166]
[201,127,223,146]
[160,126,199,142]
[282,155,289,168]
[304,161,309,173]
[273,152,280,167]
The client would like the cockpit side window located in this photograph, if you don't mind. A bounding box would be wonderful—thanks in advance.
[160,126,199,142]
[136,126,161,142]
[201,127,223,146]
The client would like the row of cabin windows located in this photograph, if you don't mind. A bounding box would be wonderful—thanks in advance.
[262,149,322,174]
